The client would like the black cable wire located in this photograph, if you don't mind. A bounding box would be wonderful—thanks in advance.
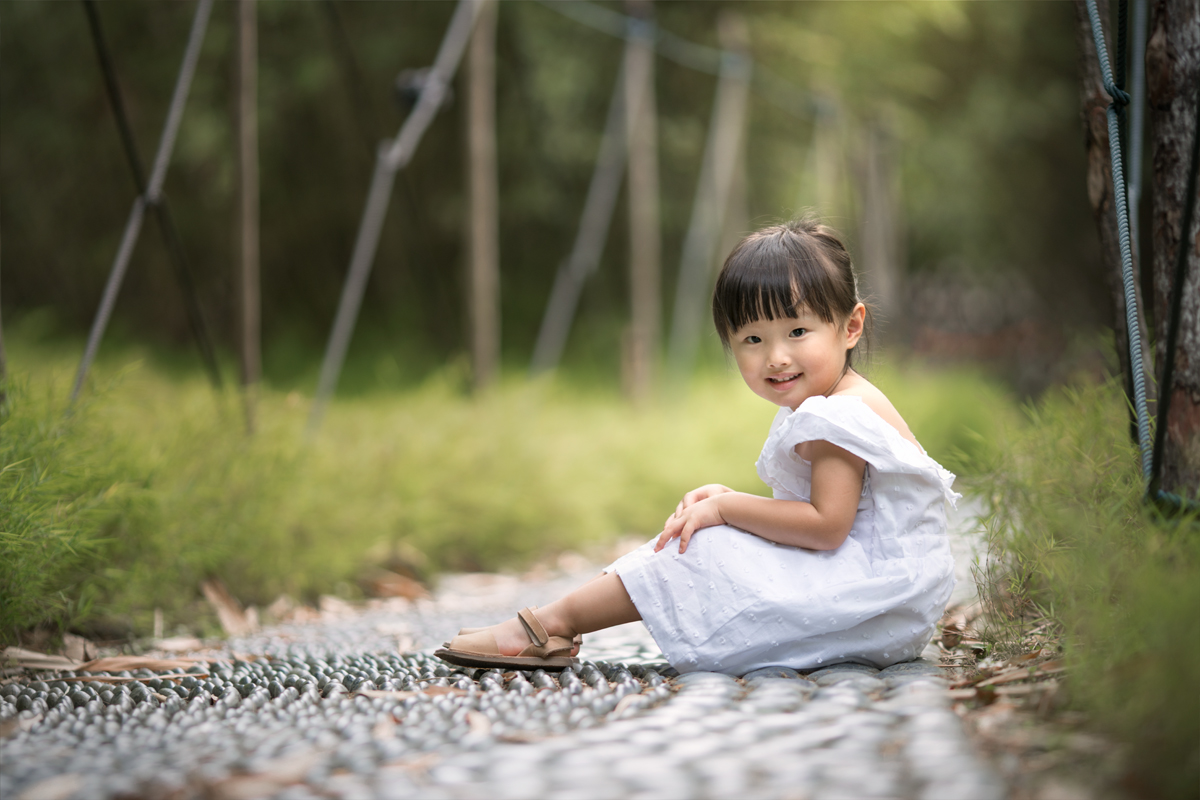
[1149,84,1200,502]
[81,0,223,389]
[313,0,449,337]
[150,199,224,390]
[317,0,381,161]
[83,1,147,194]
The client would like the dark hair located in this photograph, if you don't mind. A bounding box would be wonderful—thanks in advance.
[712,216,869,365]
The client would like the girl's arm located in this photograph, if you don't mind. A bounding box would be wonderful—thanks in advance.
[655,440,865,553]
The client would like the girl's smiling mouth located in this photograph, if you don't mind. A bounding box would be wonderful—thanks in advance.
[767,372,800,386]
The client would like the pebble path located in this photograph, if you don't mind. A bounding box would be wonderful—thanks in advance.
[1,516,1003,799]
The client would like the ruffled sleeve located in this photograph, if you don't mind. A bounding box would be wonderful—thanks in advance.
[755,395,961,507]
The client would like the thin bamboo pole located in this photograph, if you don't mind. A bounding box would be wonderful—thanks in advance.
[308,0,481,434]
[623,0,660,401]
[237,0,260,432]
[72,0,216,406]
[667,12,751,376]
[530,63,630,375]
[859,121,901,338]
[467,0,499,391]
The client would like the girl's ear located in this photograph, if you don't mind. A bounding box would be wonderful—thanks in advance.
[844,303,866,349]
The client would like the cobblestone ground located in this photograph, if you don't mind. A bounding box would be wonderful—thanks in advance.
[1,510,1002,800]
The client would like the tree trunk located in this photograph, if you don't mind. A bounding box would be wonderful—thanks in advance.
[237,0,260,432]
[624,0,661,401]
[1073,0,1158,435]
[1147,0,1200,496]
[467,0,500,392]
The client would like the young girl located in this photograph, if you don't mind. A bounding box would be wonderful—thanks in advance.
[437,217,959,676]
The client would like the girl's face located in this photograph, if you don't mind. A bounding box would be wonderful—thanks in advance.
[729,303,865,410]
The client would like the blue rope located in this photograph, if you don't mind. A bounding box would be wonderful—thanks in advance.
[534,0,814,120]
[1085,0,1152,482]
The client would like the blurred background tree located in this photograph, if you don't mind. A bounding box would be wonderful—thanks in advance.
[1,1,1101,396]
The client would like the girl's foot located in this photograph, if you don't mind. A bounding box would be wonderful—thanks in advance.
[437,608,578,671]
[485,613,577,656]
[458,608,582,656]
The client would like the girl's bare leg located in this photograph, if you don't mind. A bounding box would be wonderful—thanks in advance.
[484,572,640,656]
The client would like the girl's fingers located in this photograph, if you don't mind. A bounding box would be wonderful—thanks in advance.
[679,523,695,553]
[654,520,681,552]
[654,530,669,552]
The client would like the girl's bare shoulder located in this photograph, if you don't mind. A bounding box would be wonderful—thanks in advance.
[831,376,920,448]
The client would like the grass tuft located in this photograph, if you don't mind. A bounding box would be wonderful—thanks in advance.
[974,378,1200,798]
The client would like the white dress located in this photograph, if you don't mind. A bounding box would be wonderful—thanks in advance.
[604,394,960,676]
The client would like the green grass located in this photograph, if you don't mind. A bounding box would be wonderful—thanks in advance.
[974,378,1200,798]
[7,323,1196,793]
[0,326,1013,645]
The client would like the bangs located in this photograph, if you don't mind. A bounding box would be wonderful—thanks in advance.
[713,260,804,337]
[712,227,843,345]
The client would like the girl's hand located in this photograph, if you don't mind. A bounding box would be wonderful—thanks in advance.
[673,484,735,517]
[655,494,730,554]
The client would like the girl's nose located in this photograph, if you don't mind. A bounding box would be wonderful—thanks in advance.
[768,345,791,368]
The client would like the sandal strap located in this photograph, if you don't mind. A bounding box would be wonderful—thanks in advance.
[517,635,575,659]
[517,608,549,647]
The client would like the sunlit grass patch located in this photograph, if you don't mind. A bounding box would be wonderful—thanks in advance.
[1,331,1013,645]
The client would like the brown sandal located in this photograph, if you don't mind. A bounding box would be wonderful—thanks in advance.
[458,607,583,654]
[435,608,578,671]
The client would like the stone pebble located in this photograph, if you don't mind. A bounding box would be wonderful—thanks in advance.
[0,572,1001,799]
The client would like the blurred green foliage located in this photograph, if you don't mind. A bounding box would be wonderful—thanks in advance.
[0,323,1013,643]
[975,379,1200,797]
[1,1,1101,388]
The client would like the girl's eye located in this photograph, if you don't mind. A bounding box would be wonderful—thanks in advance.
[745,335,762,344]
[790,328,806,337]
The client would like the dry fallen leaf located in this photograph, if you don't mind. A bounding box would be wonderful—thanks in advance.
[356,689,417,700]
[78,656,197,673]
[389,753,439,776]
[154,636,204,653]
[1002,649,1049,668]
[498,730,545,743]
[266,594,296,621]
[1,648,80,671]
[940,612,967,649]
[372,716,397,741]
[613,693,645,716]
[207,776,284,800]
[16,773,83,800]
[58,672,205,684]
[978,661,1065,688]
[318,595,356,619]
[466,710,491,737]
[354,685,467,700]
[61,634,95,663]
[995,682,1057,697]
[201,580,257,637]
[365,569,431,601]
